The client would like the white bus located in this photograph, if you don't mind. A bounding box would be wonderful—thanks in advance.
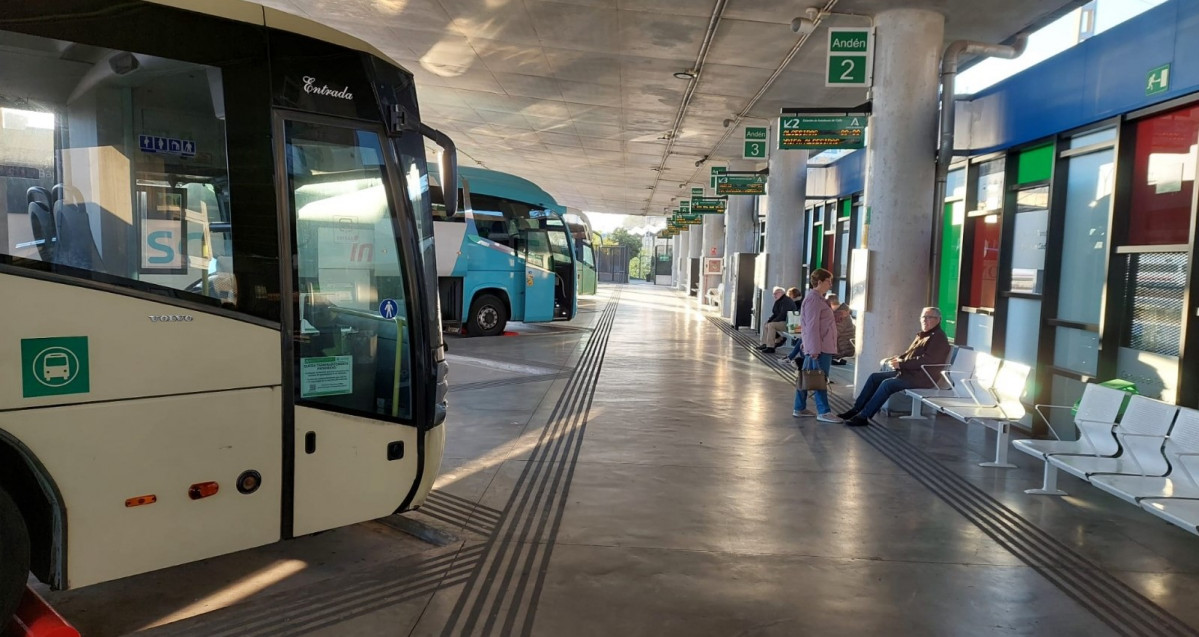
[0,0,457,621]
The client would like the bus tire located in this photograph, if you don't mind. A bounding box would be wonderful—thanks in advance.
[0,487,30,625]
[467,293,507,337]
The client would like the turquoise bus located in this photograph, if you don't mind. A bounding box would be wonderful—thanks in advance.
[432,167,578,336]
[564,209,598,296]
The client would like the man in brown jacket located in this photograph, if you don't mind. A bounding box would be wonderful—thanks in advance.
[838,307,951,427]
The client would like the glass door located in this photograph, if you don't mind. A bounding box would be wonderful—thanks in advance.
[280,116,420,536]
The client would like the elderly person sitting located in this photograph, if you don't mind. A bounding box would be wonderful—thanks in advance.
[838,307,951,426]
[757,286,796,353]
[831,304,855,365]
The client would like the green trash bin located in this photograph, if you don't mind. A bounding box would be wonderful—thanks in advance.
[1072,378,1138,419]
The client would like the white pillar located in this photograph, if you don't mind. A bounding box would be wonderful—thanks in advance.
[855,8,944,389]
[677,229,691,290]
[762,128,807,327]
[700,213,725,305]
[688,222,703,297]
[722,161,759,317]
[671,234,682,287]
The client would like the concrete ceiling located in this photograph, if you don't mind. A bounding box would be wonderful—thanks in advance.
[260,0,1084,216]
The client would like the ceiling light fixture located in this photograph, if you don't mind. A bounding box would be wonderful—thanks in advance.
[673,69,697,80]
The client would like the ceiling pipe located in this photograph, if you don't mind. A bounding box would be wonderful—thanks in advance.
[929,33,1028,305]
[673,0,842,195]
[644,0,729,213]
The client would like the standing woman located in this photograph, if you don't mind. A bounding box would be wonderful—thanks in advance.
[794,268,842,422]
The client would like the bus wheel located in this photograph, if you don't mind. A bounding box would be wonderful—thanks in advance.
[467,294,507,337]
[0,487,30,624]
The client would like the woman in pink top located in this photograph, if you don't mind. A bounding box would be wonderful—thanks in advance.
[794,268,841,422]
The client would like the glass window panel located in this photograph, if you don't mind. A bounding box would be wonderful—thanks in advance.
[975,159,1005,212]
[1016,143,1054,184]
[1121,252,1186,356]
[1004,297,1042,366]
[1128,104,1199,246]
[853,203,864,249]
[1056,149,1113,324]
[1116,346,1177,403]
[1,31,235,305]
[966,312,993,354]
[939,201,964,339]
[968,214,1001,307]
[946,168,966,200]
[1069,127,1117,149]
[1054,326,1099,375]
[1009,187,1049,294]
[288,122,412,420]
[1049,375,1089,439]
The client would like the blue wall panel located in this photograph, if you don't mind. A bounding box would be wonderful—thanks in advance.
[969,0,1198,153]
[815,0,1199,197]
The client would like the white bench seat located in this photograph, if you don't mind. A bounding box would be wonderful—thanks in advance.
[1141,498,1199,536]
[1012,383,1129,494]
[897,348,978,420]
[1090,408,1199,505]
[920,360,1030,469]
[1047,396,1178,481]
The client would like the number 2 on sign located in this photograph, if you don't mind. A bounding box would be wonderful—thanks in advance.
[840,59,855,81]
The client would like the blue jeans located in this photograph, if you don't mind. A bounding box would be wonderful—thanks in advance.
[794,353,833,414]
[785,338,804,361]
[852,371,917,418]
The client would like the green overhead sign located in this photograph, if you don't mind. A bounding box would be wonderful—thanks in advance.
[744,126,768,159]
[778,115,867,150]
[1146,63,1171,96]
[827,27,872,87]
[716,172,767,196]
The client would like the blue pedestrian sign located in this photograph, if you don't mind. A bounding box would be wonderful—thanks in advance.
[379,299,399,319]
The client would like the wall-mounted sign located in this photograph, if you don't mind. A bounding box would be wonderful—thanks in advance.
[778,116,866,150]
[1146,63,1171,96]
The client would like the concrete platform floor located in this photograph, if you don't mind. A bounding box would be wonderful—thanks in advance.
[33,283,1199,636]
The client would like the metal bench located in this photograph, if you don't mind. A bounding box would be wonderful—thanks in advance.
[1011,383,1129,495]
[920,360,1031,468]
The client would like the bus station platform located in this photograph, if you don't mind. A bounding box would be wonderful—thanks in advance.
[35,283,1199,636]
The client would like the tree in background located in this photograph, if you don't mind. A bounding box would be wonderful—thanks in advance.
[603,227,642,260]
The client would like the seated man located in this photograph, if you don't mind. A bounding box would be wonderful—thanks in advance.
[838,307,951,426]
[757,286,796,353]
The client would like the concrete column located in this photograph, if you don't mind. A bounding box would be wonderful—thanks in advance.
[677,229,691,290]
[761,126,807,330]
[671,234,681,286]
[855,8,944,389]
[699,212,725,306]
[722,160,759,316]
[688,222,703,296]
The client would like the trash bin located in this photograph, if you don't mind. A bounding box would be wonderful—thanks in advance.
[1072,378,1138,419]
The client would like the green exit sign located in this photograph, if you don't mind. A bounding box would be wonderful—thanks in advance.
[827,27,872,88]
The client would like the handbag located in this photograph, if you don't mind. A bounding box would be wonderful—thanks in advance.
[797,355,827,392]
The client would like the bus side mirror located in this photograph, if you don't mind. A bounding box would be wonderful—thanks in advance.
[421,124,457,219]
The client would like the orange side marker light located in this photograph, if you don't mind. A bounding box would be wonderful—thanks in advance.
[188,481,219,500]
[125,495,157,508]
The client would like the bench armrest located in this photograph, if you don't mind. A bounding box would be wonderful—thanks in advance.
[919,363,951,389]
[1032,403,1075,442]
[960,378,998,407]
[1172,452,1199,486]
[1114,431,1167,476]
[1073,417,1117,455]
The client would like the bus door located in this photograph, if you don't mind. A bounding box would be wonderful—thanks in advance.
[279,116,421,536]
[520,227,556,323]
